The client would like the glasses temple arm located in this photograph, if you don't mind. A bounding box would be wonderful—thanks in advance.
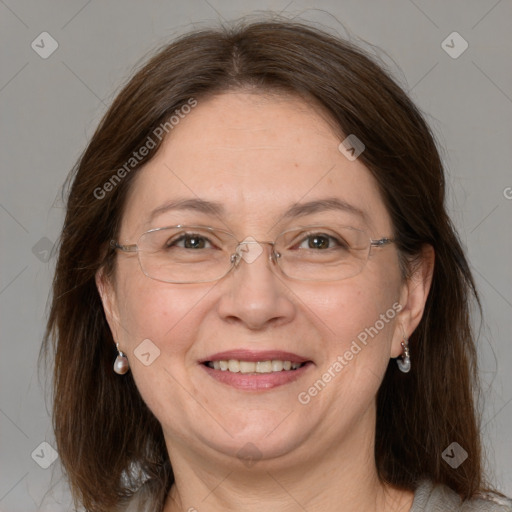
[370,237,394,247]
[110,240,138,253]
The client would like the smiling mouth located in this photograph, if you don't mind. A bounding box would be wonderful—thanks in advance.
[203,360,309,373]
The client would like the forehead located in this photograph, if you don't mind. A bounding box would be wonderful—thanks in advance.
[120,92,392,239]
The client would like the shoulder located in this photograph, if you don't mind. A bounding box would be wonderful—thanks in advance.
[118,478,512,511]
[115,480,160,512]
[411,480,512,512]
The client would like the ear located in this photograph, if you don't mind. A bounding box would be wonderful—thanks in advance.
[391,244,435,357]
[95,267,121,345]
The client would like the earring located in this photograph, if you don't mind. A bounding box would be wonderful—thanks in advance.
[397,336,411,373]
[113,343,130,375]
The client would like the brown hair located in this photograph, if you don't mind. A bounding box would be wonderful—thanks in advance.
[42,19,488,511]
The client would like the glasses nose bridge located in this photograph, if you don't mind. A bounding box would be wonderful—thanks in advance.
[231,238,278,267]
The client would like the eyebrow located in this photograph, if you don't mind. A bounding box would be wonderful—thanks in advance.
[281,197,369,224]
[148,197,369,225]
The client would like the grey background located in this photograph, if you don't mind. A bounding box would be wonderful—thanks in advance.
[0,0,511,510]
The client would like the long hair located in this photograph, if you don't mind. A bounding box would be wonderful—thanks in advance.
[42,19,486,511]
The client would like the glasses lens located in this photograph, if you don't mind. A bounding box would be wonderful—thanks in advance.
[275,225,370,281]
[134,225,372,283]
[138,226,236,283]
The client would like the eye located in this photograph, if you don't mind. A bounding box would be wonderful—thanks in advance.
[166,233,213,250]
[296,233,348,250]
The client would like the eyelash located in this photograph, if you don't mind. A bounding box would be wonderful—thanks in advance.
[166,233,216,249]
[294,233,347,250]
[166,232,348,250]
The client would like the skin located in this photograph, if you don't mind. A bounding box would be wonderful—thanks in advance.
[97,91,434,512]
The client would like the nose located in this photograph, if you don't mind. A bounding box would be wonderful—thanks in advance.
[231,238,279,266]
[216,239,296,330]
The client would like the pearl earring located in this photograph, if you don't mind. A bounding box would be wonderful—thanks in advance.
[113,343,130,375]
[397,337,411,373]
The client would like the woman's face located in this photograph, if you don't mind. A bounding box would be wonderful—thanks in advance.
[100,92,412,469]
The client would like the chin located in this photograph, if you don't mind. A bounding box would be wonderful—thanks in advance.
[190,413,313,464]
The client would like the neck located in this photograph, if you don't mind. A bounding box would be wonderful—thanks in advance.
[162,407,413,512]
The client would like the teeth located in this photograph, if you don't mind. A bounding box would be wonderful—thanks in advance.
[256,360,272,373]
[206,359,304,373]
[271,360,283,372]
[228,359,240,372]
[240,361,256,373]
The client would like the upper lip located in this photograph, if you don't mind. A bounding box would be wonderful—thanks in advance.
[200,349,311,364]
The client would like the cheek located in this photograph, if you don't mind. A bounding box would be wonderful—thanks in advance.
[308,278,399,343]
[112,272,213,412]
[113,265,209,356]
[311,266,402,375]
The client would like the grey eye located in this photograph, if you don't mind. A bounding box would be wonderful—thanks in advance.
[297,234,347,250]
[167,234,213,249]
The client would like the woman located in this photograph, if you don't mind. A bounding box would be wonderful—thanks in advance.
[43,19,512,512]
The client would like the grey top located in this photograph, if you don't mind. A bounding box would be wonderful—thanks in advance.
[410,480,512,512]
[123,479,512,511]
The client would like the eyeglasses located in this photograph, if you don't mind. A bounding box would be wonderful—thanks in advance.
[110,224,394,284]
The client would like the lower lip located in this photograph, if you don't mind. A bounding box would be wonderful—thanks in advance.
[201,362,313,391]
